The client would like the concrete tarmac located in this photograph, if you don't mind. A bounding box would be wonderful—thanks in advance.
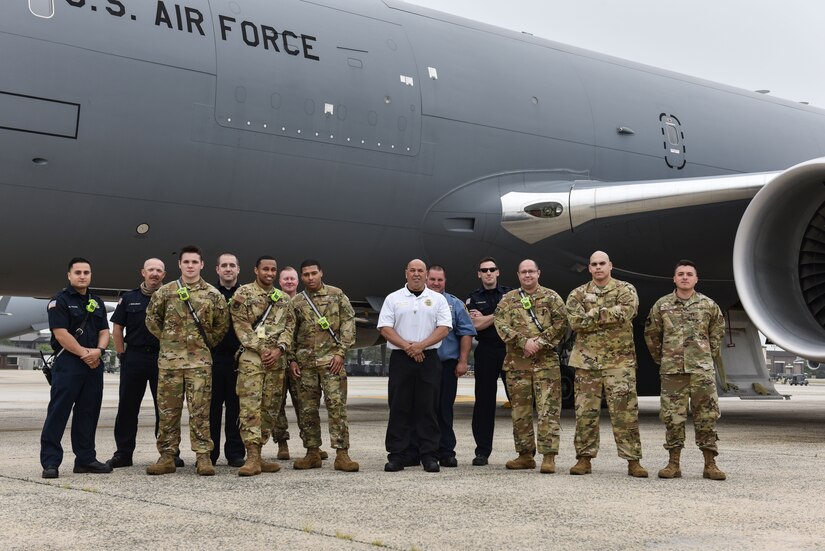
[1,370,824,550]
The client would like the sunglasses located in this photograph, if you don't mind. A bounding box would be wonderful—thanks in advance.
[478,267,498,273]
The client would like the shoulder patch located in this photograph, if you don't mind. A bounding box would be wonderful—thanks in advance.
[48,300,57,309]
[117,297,123,304]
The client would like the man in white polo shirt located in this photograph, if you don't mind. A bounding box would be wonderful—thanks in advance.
[378,259,452,473]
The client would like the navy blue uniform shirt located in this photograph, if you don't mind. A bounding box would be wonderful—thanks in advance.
[211,283,240,356]
[466,285,511,345]
[48,286,108,352]
[110,288,159,350]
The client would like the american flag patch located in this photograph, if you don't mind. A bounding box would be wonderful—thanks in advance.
[47,300,57,309]
[118,298,123,304]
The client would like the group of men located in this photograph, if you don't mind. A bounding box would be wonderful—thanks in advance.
[40,247,358,478]
[39,248,727,482]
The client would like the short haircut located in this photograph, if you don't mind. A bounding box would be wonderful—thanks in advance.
[67,257,91,271]
[428,264,446,275]
[216,252,238,265]
[478,256,497,269]
[674,259,698,275]
[255,255,276,268]
[179,245,203,260]
[280,265,297,273]
[520,259,540,271]
[300,259,322,271]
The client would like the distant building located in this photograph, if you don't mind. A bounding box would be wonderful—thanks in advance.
[0,345,44,370]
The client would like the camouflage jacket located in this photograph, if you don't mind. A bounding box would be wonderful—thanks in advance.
[145,277,229,370]
[494,285,567,372]
[230,282,295,355]
[566,278,638,370]
[644,291,725,374]
[290,284,355,369]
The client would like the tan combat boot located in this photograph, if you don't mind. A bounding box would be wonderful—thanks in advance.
[569,456,592,475]
[196,453,215,476]
[238,445,262,477]
[320,449,329,460]
[293,447,323,469]
[540,454,556,474]
[505,452,536,470]
[702,449,726,480]
[277,440,290,460]
[658,448,682,479]
[260,445,281,473]
[334,449,360,472]
[146,454,176,475]
[627,459,649,478]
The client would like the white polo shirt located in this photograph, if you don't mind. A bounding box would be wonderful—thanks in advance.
[377,285,452,350]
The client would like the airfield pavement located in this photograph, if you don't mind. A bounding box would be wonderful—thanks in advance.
[1,370,824,550]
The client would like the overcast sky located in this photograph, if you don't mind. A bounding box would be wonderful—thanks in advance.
[408,0,825,108]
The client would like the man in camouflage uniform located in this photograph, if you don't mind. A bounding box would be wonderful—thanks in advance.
[289,259,359,472]
[270,267,329,461]
[145,245,229,476]
[645,259,727,480]
[230,256,295,476]
[494,259,567,474]
[566,251,648,477]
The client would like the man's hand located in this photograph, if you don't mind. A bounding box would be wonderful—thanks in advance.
[523,338,541,358]
[469,309,482,318]
[262,348,282,368]
[329,354,345,375]
[290,361,301,378]
[455,360,469,377]
[80,348,102,368]
[404,341,425,358]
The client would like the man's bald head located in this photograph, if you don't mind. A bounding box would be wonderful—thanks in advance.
[588,250,613,286]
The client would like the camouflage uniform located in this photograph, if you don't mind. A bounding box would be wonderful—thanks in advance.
[230,283,295,447]
[270,294,302,444]
[566,279,642,460]
[290,285,355,450]
[145,278,229,455]
[645,291,725,452]
[494,286,568,455]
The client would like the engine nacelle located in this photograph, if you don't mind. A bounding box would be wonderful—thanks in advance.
[733,158,825,362]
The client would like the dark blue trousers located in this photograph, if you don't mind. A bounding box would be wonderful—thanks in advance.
[437,359,459,459]
[386,349,441,464]
[210,353,244,463]
[113,349,159,457]
[40,355,104,468]
[472,342,507,458]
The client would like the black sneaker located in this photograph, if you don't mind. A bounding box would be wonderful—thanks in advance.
[107,454,133,468]
[174,456,185,468]
[384,461,405,472]
[472,455,488,466]
[439,456,458,468]
[227,456,245,468]
[42,466,59,479]
[73,460,113,474]
[422,459,440,473]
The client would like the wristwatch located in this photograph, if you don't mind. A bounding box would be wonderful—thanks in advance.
[99,347,107,356]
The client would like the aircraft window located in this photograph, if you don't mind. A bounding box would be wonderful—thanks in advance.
[29,0,53,18]
[665,124,680,145]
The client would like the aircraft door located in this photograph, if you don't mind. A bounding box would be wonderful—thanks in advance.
[211,0,421,156]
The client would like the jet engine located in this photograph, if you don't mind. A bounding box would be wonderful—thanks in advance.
[733,158,825,362]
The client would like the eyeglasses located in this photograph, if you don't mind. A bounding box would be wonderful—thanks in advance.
[478,267,498,273]
[518,270,538,275]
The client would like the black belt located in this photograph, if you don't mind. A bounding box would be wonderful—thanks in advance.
[127,346,159,354]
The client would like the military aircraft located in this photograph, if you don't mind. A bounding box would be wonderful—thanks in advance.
[2,0,824,403]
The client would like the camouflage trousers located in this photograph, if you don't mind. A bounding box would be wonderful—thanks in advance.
[296,365,350,450]
[271,369,302,443]
[573,367,642,460]
[235,350,285,447]
[660,371,720,452]
[504,368,562,455]
[156,366,213,455]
